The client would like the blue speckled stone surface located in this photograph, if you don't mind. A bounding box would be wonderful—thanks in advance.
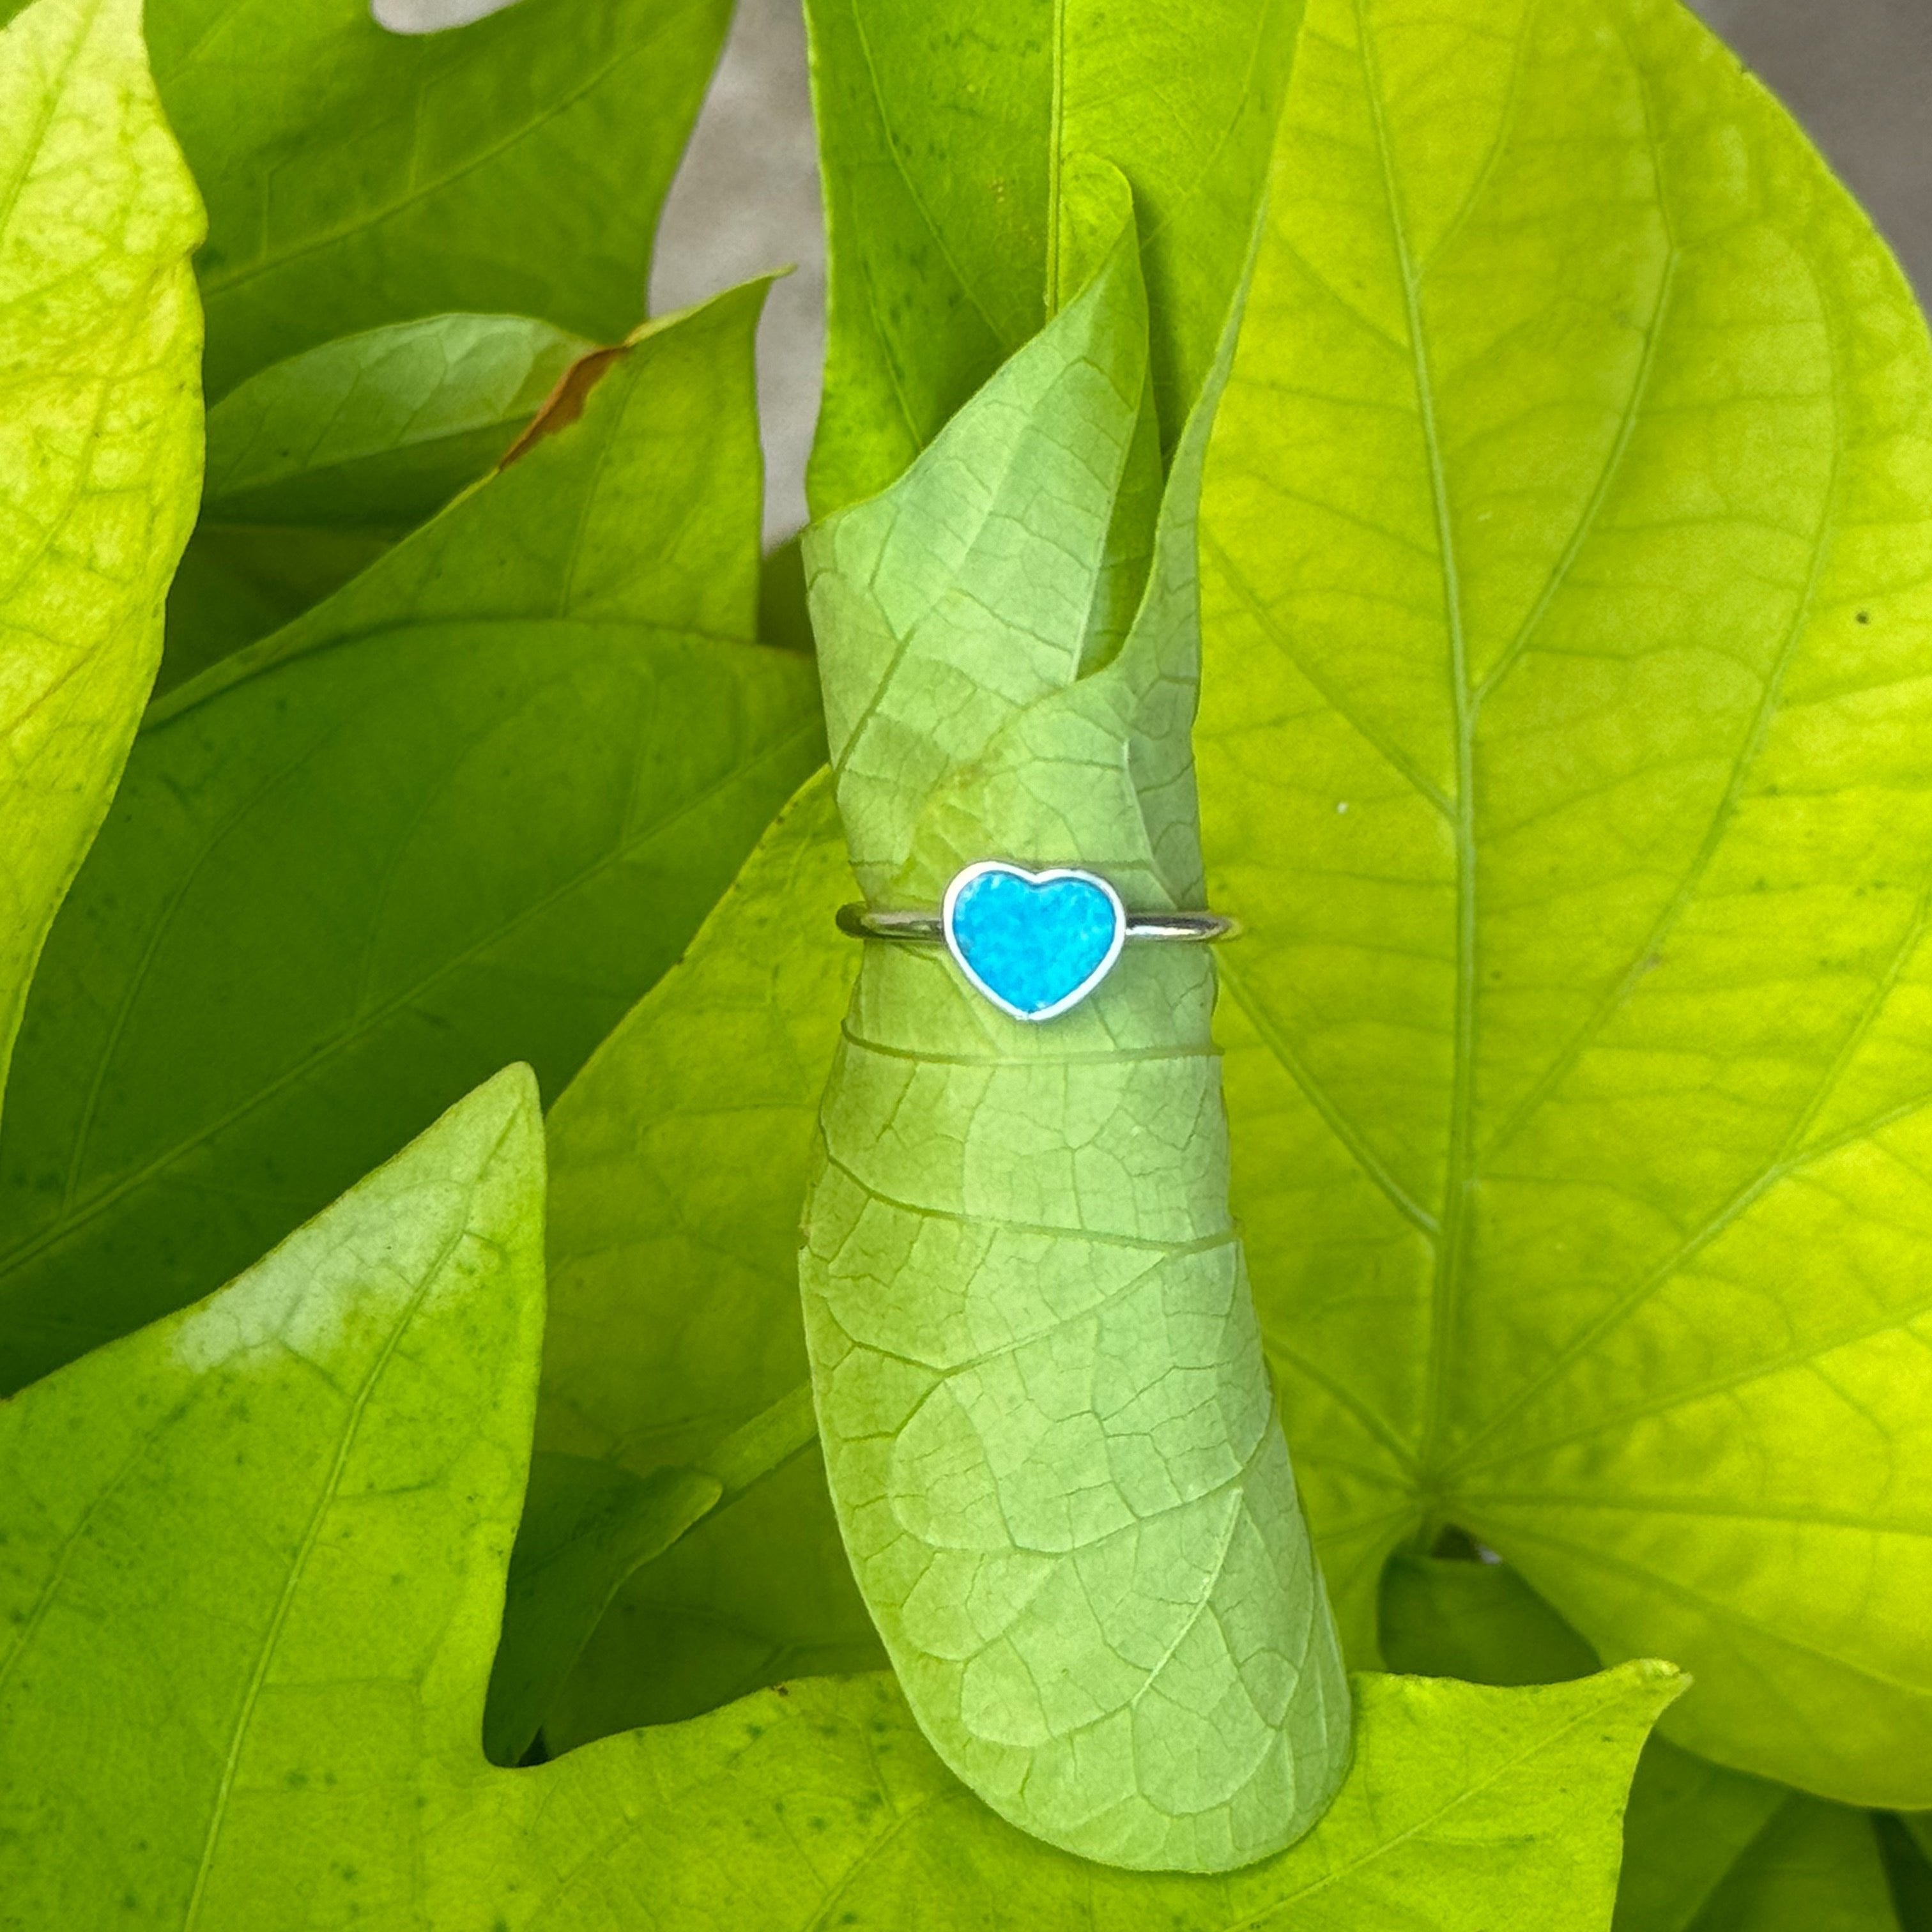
[946,867,1121,1018]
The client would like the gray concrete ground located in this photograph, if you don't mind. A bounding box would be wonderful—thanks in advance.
[376,0,1932,542]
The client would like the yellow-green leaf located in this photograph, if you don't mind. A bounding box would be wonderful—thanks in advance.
[0,0,201,1116]
[1199,0,1932,1804]
[537,1662,1679,1932]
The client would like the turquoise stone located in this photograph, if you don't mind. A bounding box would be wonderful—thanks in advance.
[944,864,1123,1020]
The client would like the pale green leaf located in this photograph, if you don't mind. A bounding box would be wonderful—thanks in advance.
[1198,0,1932,1802]
[164,313,591,691]
[537,770,880,1746]
[804,0,1302,512]
[144,0,731,397]
[0,1058,1679,1928]
[0,0,201,1116]
[1379,1552,1784,1932]
[0,284,823,1397]
[1687,1797,1901,1932]
[800,160,1348,1872]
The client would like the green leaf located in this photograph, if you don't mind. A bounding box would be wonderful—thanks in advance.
[1618,1744,1795,1932]
[758,533,816,652]
[142,0,730,397]
[200,313,592,532]
[804,0,1303,512]
[487,1384,838,1766]
[164,286,774,714]
[551,1662,1678,1932]
[0,0,202,1117]
[0,284,824,1397]
[543,1450,885,1745]
[482,1450,723,1767]
[1379,1552,1784,1932]
[0,1057,1680,1928]
[799,160,1348,1872]
[1686,1797,1901,1932]
[1877,1816,1932,1931]
[543,774,853,1473]
[161,526,390,696]
[537,771,880,1745]
[164,313,591,692]
[1197,0,1932,1804]
[1380,1549,1597,1686]
[0,1065,550,1924]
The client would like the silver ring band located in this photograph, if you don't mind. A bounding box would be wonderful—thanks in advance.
[837,904,1239,943]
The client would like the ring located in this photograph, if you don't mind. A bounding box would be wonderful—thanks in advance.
[836,860,1238,1023]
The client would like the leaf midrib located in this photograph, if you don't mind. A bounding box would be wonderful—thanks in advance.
[1441,204,1866,1470]
[1248,4,1890,1511]
[1353,0,1476,1485]
[180,1192,484,1929]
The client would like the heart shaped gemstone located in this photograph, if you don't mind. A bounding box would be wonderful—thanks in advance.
[941,862,1126,1022]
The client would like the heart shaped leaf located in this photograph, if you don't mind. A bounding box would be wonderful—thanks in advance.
[1199,0,1932,1804]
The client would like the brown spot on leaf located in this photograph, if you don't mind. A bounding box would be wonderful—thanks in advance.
[499,344,628,468]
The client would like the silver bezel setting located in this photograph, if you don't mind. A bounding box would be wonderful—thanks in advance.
[939,860,1128,1024]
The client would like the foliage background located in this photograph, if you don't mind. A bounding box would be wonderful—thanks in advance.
[518,0,1931,549]
[3,0,1931,1920]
